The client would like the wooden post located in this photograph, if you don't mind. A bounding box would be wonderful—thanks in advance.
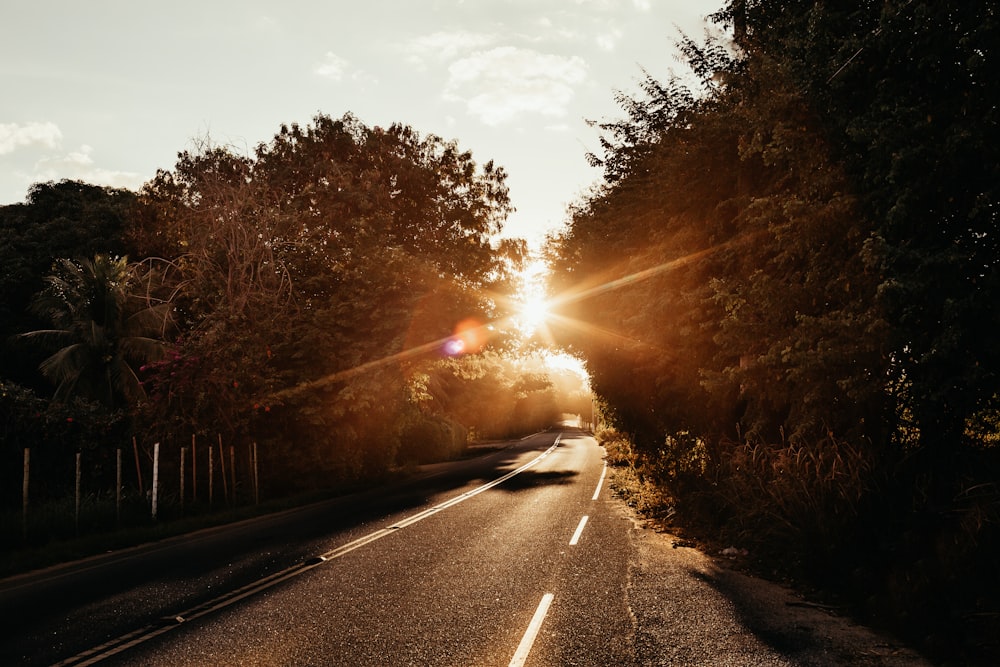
[248,442,253,504]
[218,435,228,504]
[229,445,236,501]
[252,441,259,504]
[133,436,144,496]
[208,444,214,506]
[191,433,198,502]
[22,448,29,541]
[75,452,81,536]
[151,442,160,520]
[116,448,122,525]
[180,446,187,512]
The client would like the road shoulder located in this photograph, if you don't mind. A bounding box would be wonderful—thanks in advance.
[622,507,931,666]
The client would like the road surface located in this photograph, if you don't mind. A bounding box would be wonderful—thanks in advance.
[0,428,928,665]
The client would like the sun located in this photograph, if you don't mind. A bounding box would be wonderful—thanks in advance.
[519,293,551,334]
[514,258,552,338]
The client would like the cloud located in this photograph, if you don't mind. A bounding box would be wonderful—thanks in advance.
[314,51,350,81]
[533,17,585,44]
[596,27,623,52]
[34,145,142,190]
[0,121,63,155]
[0,126,141,202]
[572,0,650,12]
[571,0,618,10]
[314,51,377,86]
[444,46,587,125]
[402,31,497,68]
[252,14,280,32]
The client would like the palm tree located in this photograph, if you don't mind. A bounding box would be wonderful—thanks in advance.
[17,254,172,410]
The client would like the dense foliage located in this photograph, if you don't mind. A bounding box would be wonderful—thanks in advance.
[15,255,171,410]
[548,0,999,659]
[1,113,588,520]
[0,181,138,391]
[132,113,523,486]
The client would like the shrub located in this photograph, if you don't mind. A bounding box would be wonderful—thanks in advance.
[398,414,467,464]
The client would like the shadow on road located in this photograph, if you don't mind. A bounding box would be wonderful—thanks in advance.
[681,558,930,665]
[492,468,579,491]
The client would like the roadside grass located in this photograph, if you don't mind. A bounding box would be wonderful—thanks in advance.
[601,429,674,523]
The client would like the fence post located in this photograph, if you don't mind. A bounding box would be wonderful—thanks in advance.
[208,444,214,506]
[75,452,81,536]
[252,441,259,504]
[116,448,122,526]
[151,442,160,520]
[192,434,198,502]
[133,436,144,496]
[218,435,228,504]
[180,446,187,512]
[22,448,29,541]
[229,445,236,501]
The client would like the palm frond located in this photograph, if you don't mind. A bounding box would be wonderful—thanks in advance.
[120,336,168,364]
[109,357,146,405]
[125,302,174,337]
[39,343,89,386]
[14,329,75,353]
[19,253,176,410]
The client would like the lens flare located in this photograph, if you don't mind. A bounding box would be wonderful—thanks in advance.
[444,318,487,356]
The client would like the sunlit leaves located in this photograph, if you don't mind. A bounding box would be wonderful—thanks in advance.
[133,113,516,482]
[550,18,889,447]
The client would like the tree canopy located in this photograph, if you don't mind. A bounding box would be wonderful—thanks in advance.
[546,1,1000,658]
[550,0,999,455]
[0,181,137,389]
[126,113,525,482]
[0,113,566,493]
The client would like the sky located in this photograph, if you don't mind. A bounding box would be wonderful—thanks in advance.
[1,0,725,246]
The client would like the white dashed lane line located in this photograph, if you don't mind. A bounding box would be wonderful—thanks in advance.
[509,442,600,665]
[569,515,589,546]
[509,593,554,667]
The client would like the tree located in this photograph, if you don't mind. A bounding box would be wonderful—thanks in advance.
[135,113,518,487]
[550,3,1000,658]
[548,62,745,446]
[546,20,894,604]
[0,181,137,388]
[714,0,1000,453]
[15,254,171,411]
[405,351,567,443]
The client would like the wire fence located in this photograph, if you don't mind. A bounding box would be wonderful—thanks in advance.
[3,435,261,548]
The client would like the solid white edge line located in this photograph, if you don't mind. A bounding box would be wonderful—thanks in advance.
[569,515,589,546]
[592,462,607,500]
[509,593,554,667]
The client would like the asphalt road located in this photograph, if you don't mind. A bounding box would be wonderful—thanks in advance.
[0,428,929,666]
